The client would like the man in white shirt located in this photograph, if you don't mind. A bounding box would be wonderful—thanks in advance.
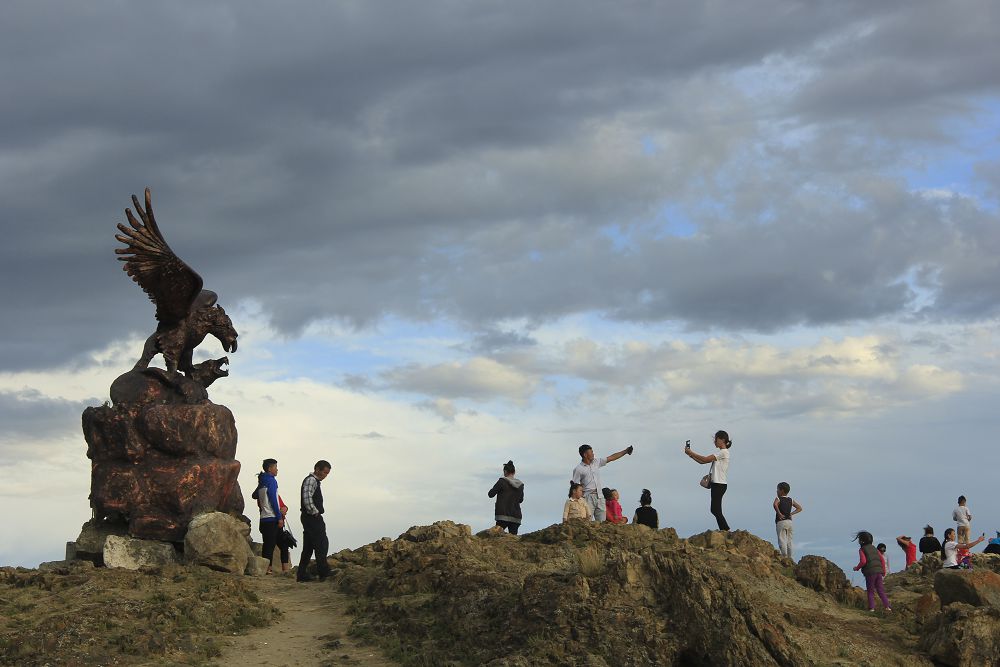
[571,443,633,521]
[953,495,972,544]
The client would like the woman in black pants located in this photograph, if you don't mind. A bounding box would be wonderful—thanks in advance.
[685,430,732,530]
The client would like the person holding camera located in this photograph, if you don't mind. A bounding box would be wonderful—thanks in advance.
[684,430,732,531]
[571,443,634,522]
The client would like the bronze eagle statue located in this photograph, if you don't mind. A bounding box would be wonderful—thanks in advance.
[115,188,238,386]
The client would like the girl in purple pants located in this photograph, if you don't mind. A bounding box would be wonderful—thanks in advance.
[852,530,891,612]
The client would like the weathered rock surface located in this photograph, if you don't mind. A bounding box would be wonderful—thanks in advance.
[919,603,1000,666]
[103,535,179,570]
[331,521,941,666]
[245,556,271,577]
[82,369,244,542]
[934,568,1000,609]
[73,518,129,563]
[183,511,253,574]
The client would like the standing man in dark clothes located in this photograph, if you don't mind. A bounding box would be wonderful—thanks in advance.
[297,460,332,582]
[918,525,942,557]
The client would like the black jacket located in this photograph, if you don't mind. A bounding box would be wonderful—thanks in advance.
[488,477,524,524]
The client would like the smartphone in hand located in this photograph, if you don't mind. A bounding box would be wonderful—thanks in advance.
[685,440,691,449]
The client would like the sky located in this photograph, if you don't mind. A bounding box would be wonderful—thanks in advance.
[2,1,999,581]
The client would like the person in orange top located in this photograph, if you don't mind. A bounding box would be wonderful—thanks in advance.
[603,488,628,524]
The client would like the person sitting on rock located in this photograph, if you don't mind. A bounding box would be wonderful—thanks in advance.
[632,489,659,529]
[918,525,942,557]
[602,488,628,525]
[895,535,917,569]
[563,482,592,523]
[985,531,1000,556]
[488,460,524,535]
[940,528,985,569]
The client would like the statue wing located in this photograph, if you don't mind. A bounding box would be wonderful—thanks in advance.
[114,188,204,325]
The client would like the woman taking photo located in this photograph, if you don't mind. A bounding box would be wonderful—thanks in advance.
[685,430,732,531]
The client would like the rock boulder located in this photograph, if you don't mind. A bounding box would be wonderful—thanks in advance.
[794,554,853,603]
[934,569,1000,609]
[184,511,253,574]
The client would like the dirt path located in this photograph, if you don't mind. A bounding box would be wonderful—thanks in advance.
[212,574,398,667]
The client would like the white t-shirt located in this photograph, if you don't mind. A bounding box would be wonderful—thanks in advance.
[953,506,971,527]
[942,540,959,567]
[572,457,608,494]
[710,448,730,484]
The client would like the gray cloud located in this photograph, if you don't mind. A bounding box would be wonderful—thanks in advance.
[3,1,1000,371]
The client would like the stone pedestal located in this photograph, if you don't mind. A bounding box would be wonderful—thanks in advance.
[82,369,244,542]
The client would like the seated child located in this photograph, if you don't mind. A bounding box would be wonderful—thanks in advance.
[563,482,592,523]
[602,488,628,524]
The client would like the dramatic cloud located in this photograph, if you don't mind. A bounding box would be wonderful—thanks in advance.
[2,1,998,573]
[3,1,1000,371]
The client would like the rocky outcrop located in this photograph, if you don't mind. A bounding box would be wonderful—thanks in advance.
[331,522,938,666]
[82,369,244,542]
[920,604,1000,666]
[183,511,254,574]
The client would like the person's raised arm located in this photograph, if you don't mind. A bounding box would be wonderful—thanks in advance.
[895,536,908,548]
[958,534,985,550]
[685,448,717,465]
[606,445,634,463]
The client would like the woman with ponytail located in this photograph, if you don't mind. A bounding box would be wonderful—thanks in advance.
[633,489,659,529]
[488,460,524,535]
[684,430,733,531]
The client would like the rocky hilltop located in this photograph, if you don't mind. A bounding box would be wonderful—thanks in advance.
[4,522,998,666]
[330,521,1000,667]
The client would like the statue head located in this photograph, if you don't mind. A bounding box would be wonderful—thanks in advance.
[196,304,238,354]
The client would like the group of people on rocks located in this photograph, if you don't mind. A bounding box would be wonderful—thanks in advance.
[852,494,998,613]
[249,435,996,601]
[487,431,735,537]
[483,431,998,619]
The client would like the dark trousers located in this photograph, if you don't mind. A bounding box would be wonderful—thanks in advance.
[261,519,290,564]
[496,520,520,535]
[298,513,330,579]
[710,483,730,530]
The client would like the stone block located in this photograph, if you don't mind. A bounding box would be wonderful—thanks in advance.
[103,535,180,570]
[245,556,270,576]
